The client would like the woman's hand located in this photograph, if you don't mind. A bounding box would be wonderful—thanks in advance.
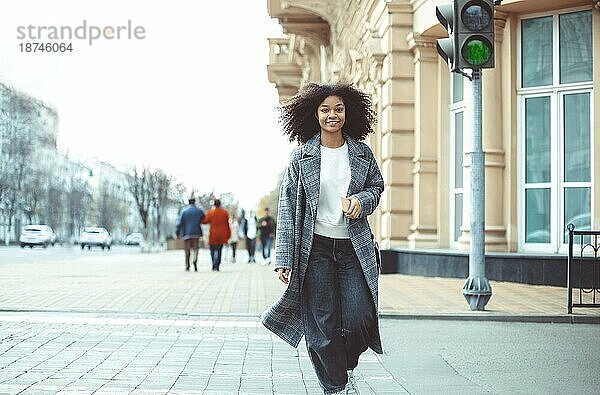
[277,268,291,284]
[343,196,362,220]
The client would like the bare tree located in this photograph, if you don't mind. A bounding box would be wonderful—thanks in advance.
[128,166,152,239]
[0,84,62,242]
[0,85,12,209]
[2,92,35,242]
[0,159,8,215]
[39,161,68,237]
[22,169,46,224]
[149,169,172,244]
[195,191,217,212]
[68,176,92,241]
[46,182,64,236]
[97,182,128,234]
[172,182,187,207]
[219,192,240,219]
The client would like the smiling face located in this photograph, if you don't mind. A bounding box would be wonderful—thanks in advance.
[316,95,345,137]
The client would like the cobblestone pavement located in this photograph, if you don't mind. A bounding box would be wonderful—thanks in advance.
[0,248,283,315]
[0,311,407,395]
[0,247,594,316]
[0,247,598,394]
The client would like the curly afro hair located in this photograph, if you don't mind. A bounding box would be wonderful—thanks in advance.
[279,82,377,144]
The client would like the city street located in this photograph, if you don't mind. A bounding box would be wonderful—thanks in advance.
[0,245,141,266]
[0,248,598,394]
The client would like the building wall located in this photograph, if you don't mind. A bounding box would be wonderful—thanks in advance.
[267,0,598,254]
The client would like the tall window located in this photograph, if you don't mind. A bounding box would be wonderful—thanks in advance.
[450,72,465,244]
[519,9,593,252]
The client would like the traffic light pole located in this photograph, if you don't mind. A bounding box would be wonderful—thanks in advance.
[462,69,492,310]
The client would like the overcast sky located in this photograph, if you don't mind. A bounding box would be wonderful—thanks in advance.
[0,0,294,209]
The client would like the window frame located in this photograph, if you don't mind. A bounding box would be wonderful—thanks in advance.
[559,88,594,247]
[517,6,593,92]
[517,7,595,253]
[449,73,466,247]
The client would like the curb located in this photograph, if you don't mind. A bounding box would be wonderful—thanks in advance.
[2,308,598,324]
[0,308,262,319]
[378,311,600,324]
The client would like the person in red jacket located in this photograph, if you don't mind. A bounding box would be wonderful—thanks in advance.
[201,199,231,271]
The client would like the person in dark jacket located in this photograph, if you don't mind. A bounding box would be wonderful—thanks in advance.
[240,210,258,263]
[175,196,205,271]
[258,207,276,264]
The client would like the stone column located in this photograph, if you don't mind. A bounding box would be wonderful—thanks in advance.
[364,50,385,243]
[481,11,508,251]
[378,3,414,249]
[406,33,439,248]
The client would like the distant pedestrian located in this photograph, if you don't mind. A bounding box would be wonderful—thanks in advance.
[228,216,239,263]
[258,208,276,264]
[242,210,258,263]
[261,83,384,395]
[175,196,205,272]
[201,199,231,271]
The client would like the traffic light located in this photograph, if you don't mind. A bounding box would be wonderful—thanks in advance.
[436,4,456,70]
[436,0,495,71]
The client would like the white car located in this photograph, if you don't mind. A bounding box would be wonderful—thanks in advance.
[124,232,144,245]
[80,227,112,250]
[19,225,56,248]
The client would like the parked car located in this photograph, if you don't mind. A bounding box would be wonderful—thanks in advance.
[124,232,144,246]
[80,227,112,250]
[19,225,57,248]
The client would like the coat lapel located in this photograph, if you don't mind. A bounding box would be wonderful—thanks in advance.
[346,135,369,196]
[299,134,321,219]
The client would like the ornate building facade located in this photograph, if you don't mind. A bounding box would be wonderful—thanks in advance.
[267,0,599,283]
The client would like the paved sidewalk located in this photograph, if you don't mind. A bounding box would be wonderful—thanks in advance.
[0,248,597,318]
[0,311,406,395]
[0,248,598,394]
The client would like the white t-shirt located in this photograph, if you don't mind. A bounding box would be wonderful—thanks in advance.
[314,142,351,238]
[246,216,257,239]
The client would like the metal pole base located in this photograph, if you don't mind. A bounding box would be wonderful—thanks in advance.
[462,276,492,311]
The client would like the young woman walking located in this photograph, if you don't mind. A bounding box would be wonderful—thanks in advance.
[262,83,384,394]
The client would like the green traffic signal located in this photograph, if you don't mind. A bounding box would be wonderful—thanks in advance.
[461,37,492,66]
[436,0,495,70]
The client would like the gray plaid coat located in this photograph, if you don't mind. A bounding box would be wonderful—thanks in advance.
[261,133,384,354]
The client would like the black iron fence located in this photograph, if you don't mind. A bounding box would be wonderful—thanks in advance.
[567,224,600,314]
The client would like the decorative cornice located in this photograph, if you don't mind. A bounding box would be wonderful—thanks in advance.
[406,32,436,52]
[281,21,331,46]
[493,10,508,43]
[281,0,343,26]
[366,26,386,66]
[494,10,508,28]
[407,32,438,63]
[386,2,413,14]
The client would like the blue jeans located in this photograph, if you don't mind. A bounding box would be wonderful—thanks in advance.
[262,236,272,259]
[301,234,377,394]
[246,238,256,262]
[209,244,223,270]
